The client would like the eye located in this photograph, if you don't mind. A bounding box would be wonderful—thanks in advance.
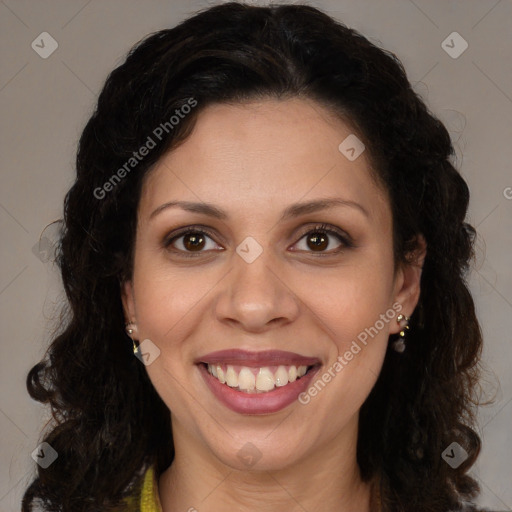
[164,226,222,257]
[291,223,353,254]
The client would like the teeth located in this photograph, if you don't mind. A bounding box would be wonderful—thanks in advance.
[238,368,255,391]
[206,363,310,393]
[275,365,289,387]
[225,365,238,388]
[256,367,275,391]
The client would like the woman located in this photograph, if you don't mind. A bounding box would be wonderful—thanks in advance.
[22,2,491,511]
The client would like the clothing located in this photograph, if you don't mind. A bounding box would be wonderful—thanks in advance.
[141,466,164,511]
[124,465,163,512]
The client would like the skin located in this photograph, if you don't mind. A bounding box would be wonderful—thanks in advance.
[122,98,426,512]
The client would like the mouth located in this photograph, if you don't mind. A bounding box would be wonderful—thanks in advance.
[195,349,322,414]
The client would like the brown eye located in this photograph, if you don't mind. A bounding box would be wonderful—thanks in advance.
[165,228,221,256]
[292,224,352,254]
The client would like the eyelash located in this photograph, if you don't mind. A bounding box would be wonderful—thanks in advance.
[163,223,354,258]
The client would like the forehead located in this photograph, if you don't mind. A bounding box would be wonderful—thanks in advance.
[140,98,390,224]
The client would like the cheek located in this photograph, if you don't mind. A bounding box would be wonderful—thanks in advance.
[132,249,216,343]
[291,257,396,338]
[289,259,396,408]
[297,268,394,420]
[131,265,206,410]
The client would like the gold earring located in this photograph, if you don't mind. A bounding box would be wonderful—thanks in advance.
[125,323,138,354]
[393,314,410,353]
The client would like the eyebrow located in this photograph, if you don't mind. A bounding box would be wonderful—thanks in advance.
[149,197,369,221]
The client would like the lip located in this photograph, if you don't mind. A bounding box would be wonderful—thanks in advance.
[195,349,321,367]
[197,361,321,415]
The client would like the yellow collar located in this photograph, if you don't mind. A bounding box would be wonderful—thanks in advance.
[140,466,164,512]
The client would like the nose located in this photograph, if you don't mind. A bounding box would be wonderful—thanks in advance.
[214,244,301,333]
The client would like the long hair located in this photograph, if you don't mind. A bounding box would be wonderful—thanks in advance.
[22,3,483,511]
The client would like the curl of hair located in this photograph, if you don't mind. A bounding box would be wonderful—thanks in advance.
[23,3,484,511]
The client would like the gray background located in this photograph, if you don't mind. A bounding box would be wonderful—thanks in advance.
[1,0,511,510]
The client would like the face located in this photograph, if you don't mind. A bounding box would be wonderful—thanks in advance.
[122,98,423,472]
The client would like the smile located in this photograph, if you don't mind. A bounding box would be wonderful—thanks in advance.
[196,349,322,414]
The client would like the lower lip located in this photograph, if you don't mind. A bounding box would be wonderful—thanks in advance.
[198,363,321,415]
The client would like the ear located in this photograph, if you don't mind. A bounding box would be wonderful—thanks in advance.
[389,234,427,335]
[121,280,137,324]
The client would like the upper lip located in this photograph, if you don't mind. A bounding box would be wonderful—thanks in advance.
[196,349,321,367]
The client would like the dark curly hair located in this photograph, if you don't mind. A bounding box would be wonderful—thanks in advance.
[22,2,486,511]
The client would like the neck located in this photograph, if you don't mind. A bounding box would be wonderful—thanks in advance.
[158,416,375,512]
